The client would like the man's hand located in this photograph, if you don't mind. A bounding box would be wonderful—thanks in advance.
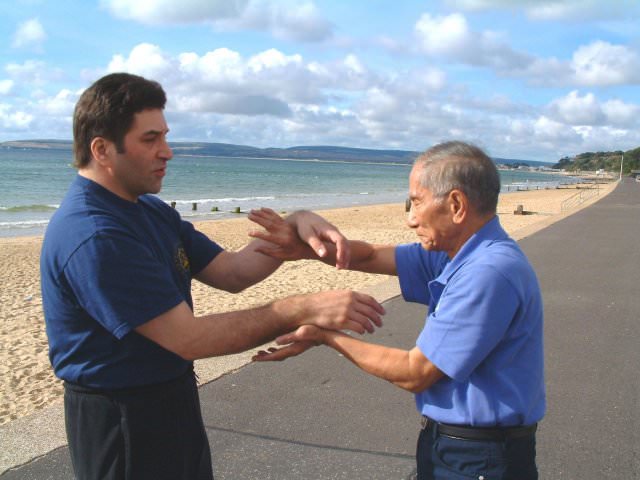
[253,325,325,362]
[248,208,312,262]
[249,208,350,269]
[292,290,384,334]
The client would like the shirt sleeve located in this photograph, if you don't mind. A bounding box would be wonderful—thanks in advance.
[395,243,448,305]
[179,220,223,275]
[417,264,520,382]
[63,231,186,339]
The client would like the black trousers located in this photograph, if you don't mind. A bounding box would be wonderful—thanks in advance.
[64,369,213,480]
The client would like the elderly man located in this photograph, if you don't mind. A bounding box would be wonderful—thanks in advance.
[250,141,545,480]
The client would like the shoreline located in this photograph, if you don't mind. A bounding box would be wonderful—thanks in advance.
[0,176,604,241]
[0,181,618,428]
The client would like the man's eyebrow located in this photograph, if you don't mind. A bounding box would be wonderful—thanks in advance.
[142,128,169,136]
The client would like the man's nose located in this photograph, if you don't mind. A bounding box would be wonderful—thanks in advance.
[160,138,173,160]
[406,203,418,228]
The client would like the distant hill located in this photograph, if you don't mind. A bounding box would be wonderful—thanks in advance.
[0,139,553,166]
[553,147,639,174]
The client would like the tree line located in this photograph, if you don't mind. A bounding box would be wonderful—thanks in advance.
[553,147,640,174]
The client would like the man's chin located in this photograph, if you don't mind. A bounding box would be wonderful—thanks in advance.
[419,240,433,251]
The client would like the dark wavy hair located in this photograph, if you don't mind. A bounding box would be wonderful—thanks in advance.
[72,73,167,168]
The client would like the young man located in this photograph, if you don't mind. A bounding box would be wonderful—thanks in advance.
[251,141,545,479]
[40,72,384,480]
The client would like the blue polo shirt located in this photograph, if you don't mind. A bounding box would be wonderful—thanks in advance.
[40,176,223,389]
[395,216,545,426]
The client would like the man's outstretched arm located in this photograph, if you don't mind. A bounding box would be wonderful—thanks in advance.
[195,209,356,292]
[253,325,444,393]
[248,208,397,275]
[136,290,385,361]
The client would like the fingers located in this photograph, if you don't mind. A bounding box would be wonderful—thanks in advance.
[354,292,385,326]
[306,235,328,258]
[248,228,276,243]
[302,290,385,334]
[337,292,385,334]
[275,332,297,345]
[322,230,350,269]
[251,341,316,362]
[248,208,281,227]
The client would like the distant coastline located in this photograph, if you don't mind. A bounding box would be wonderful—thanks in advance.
[0,139,555,167]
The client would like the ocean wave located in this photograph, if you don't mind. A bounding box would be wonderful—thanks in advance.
[166,196,276,205]
[0,204,58,212]
[0,219,50,228]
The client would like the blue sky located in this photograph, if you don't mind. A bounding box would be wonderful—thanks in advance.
[1,0,639,162]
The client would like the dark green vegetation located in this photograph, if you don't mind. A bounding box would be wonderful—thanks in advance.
[553,147,640,174]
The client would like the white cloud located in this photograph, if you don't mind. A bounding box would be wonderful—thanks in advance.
[100,44,384,120]
[533,116,581,144]
[411,11,640,89]
[108,43,175,81]
[601,99,640,127]
[444,0,640,21]
[548,91,604,125]
[571,41,640,86]
[0,80,14,95]
[548,90,640,130]
[102,0,332,42]
[247,48,303,72]
[12,18,46,51]
[230,1,332,42]
[0,104,34,129]
[2,35,639,161]
[492,41,640,88]
[102,0,248,24]
[414,13,472,57]
[5,60,65,86]
[414,13,531,71]
[41,89,78,115]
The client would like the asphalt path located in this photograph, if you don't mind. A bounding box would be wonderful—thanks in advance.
[520,177,640,479]
[2,177,638,479]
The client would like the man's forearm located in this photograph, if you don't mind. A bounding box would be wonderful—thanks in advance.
[137,291,384,361]
[323,331,441,393]
[322,241,397,275]
[191,297,303,358]
[139,297,307,361]
[195,239,283,293]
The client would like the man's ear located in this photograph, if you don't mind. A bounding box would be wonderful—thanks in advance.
[448,189,468,224]
[89,137,112,167]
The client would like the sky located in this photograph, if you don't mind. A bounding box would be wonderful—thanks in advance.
[1,0,640,162]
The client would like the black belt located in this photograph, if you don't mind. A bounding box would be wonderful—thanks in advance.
[421,416,537,441]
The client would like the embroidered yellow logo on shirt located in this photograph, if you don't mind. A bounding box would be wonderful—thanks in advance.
[175,246,190,274]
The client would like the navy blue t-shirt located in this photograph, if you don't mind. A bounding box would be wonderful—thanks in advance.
[40,176,223,389]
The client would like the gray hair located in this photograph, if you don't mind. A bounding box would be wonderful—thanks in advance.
[414,141,500,215]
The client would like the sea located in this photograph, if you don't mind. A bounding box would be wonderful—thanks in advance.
[0,146,578,238]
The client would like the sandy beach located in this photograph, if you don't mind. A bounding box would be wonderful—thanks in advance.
[0,181,616,426]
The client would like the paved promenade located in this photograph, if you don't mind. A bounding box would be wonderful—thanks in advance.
[2,178,639,479]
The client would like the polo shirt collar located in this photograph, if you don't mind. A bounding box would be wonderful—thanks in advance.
[75,175,141,212]
[434,215,507,286]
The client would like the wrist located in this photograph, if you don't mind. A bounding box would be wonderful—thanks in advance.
[270,295,304,331]
[322,329,343,347]
[285,210,309,225]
